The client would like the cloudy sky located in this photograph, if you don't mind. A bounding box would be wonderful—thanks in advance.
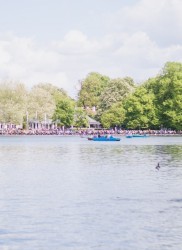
[0,0,181,97]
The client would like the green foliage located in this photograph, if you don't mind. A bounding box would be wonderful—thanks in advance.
[77,72,110,108]
[101,102,125,128]
[52,99,75,127]
[124,87,159,129]
[0,62,181,131]
[77,63,181,130]
[0,81,27,124]
[97,77,136,117]
[0,81,74,127]
[34,83,69,104]
[74,107,88,128]
[27,85,56,121]
[144,62,182,130]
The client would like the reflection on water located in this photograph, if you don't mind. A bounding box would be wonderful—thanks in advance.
[0,136,181,250]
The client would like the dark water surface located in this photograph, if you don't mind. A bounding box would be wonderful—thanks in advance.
[0,136,182,250]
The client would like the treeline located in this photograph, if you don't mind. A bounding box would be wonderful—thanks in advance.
[0,82,73,127]
[77,62,182,130]
[0,61,181,130]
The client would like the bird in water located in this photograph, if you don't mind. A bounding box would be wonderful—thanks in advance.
[156,162,160,170]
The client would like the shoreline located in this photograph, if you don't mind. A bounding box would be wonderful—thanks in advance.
[0,128,181,137]
[0,133,181,137]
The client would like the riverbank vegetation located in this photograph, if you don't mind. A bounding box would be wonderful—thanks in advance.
[77,62,182,130]
[0,61,181,130]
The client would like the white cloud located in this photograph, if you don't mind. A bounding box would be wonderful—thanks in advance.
[109,0,182,46]
[0,0,182,98]
[0,34,68,89]
[53,30,102,55]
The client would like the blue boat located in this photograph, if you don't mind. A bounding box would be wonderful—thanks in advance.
[126,134,133,138]
[88,136,120,141]
[132,134,149,138]
[126,134,149,138]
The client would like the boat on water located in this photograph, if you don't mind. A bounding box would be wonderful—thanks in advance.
[126,134,149,138]
[133,134,149,138]
[126,134,133,138]
[88,135,120,141]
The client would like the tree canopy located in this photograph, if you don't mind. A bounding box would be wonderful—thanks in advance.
[123,87,159,129]
[101,102,126,129]
[0,82,27,125]
[52,98,75,127]
[98,77,136,114]
[27,85,56,121]
[77,72,110,108]
[0,61,181,130]
[143,62,182,130]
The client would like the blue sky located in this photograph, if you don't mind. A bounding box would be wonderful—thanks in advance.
[0,0,181,97]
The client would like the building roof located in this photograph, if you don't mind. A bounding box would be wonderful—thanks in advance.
[86,116,100,125]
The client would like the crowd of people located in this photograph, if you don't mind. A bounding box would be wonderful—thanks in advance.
[0,127,181,136]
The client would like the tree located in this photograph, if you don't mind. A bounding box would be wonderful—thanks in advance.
[98,77,136,115]
[124,87,159,129]
[27,85,56,121]
[34,83,69,104]
[101,102,126,128]
[52,99,75,127]
[0,81,27,125]
[74,107,88,128]
[144,62,182,130]
[77,72,110,109]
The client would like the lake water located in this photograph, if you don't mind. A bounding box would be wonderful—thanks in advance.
[0,135,182,250]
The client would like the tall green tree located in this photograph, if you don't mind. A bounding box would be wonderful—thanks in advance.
[52,99,75,127]
[77,72,110,109]
[27,85,56,121]
[101,102,126,129]
[98,77,136,116]
[0,81,27,125]
[34,83,69,104]
[74,107,88,128]
[124,87,159,129]
[144,62,182,130]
